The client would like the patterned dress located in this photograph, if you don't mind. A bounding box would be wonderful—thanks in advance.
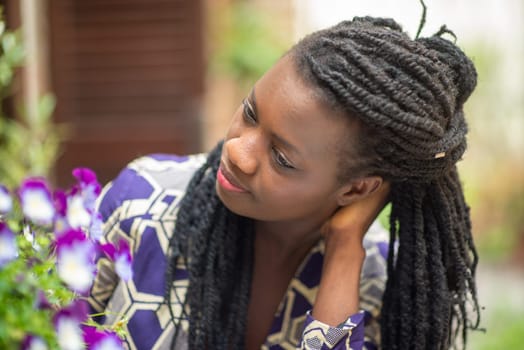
[88,153,389,350]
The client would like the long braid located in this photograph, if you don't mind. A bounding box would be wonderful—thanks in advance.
[164,143,254,349]
[292,17,480,349]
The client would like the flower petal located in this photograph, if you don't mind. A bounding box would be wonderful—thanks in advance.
[83,326,123,350]
[115,241,133,282]
[67,195,92,229]
[55,315,85,350]
[21,334,48,350]
[99,243,116,260]
[54,189,68,217]
[54,300,88,350]
[72,168,99,191]
[0,222,17,267]
[54,299,89,323]
[0,185,12,214]
[18,178,55,226]
[115,252,133,282]
[56,230,96,293]
[89,212,103,242]
[100,240,133,282]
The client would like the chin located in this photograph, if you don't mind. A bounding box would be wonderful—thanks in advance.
[216,184,270,222]
[216,182,249,216]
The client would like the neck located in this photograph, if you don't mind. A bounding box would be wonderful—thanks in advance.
[254,218,324,264]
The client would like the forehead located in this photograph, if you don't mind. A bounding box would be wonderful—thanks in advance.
[253,55,353,161]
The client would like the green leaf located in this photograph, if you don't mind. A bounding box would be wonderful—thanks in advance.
[37,94,56,124]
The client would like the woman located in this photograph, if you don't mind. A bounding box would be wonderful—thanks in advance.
[88,17,480,350]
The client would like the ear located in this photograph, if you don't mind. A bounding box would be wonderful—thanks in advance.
[336,176,383,207]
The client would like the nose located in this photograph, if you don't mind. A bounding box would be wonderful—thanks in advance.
[225,133,259,176]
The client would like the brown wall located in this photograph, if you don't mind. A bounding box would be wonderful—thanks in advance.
[49,0,204,186]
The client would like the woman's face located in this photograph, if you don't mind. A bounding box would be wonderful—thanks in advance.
[216,55,357,229]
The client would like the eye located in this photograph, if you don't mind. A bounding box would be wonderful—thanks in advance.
[272,147,295,169]
[242,98,257,124]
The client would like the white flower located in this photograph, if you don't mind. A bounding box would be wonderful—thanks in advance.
[56,316,85,350]
[92,337,124,350]
[21,188,55,225]
[115,253,133,282]
[67,195,91,229]
[57,237,96,293]
[25,336,48,350]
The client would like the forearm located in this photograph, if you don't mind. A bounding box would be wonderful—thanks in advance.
[312,238,365,326]
[312,181,389,327]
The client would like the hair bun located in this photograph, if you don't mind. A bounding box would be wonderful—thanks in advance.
[416,35,477,107]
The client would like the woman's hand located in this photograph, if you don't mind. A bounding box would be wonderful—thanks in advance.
[321,181,390,256]
[312,181,390,326]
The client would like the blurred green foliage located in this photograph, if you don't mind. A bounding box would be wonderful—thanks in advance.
[469,302,524,349]
[460,41,524,264]
[0,226,74,348]
[0,9,62,188]
[210,2,287,88]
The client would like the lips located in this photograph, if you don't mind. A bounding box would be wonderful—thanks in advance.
[217,162,248,193]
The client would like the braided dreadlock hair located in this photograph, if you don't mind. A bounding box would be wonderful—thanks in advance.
[165,144,254,349]
[165,16,480,350]
[291,17,480,349]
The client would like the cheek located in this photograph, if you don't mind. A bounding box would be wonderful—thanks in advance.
[263,176,332,208]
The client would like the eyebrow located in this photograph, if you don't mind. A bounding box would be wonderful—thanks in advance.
[249,87,302,158]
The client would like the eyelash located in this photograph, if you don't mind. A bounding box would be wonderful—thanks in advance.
[271,147,294,169]
[242,99,257,124]
[241,98,295,170]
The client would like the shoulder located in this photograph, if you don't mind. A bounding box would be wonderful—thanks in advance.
[122,153,207,194]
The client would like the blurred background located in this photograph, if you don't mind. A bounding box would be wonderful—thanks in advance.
[0,0,522,348]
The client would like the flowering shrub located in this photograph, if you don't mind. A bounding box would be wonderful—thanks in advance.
[0,168,131,349]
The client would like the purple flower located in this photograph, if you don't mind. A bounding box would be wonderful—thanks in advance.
[100,240,133,282]
[83,326,124,350]
[21,334,48,350]
[72,168,100,193]
[54,300,89,350]
[18,178,55,226]
[54,189,68,217]
[89,212,103,242]
[72,168,101,212]
[0,222,17,267]
[56,299,89,322]
[0,184,12,214]
[56,229,96,293]
[52,190,72,236]
[55,299,89,323]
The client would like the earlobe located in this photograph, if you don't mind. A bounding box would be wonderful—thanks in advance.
[337,176,383,207]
